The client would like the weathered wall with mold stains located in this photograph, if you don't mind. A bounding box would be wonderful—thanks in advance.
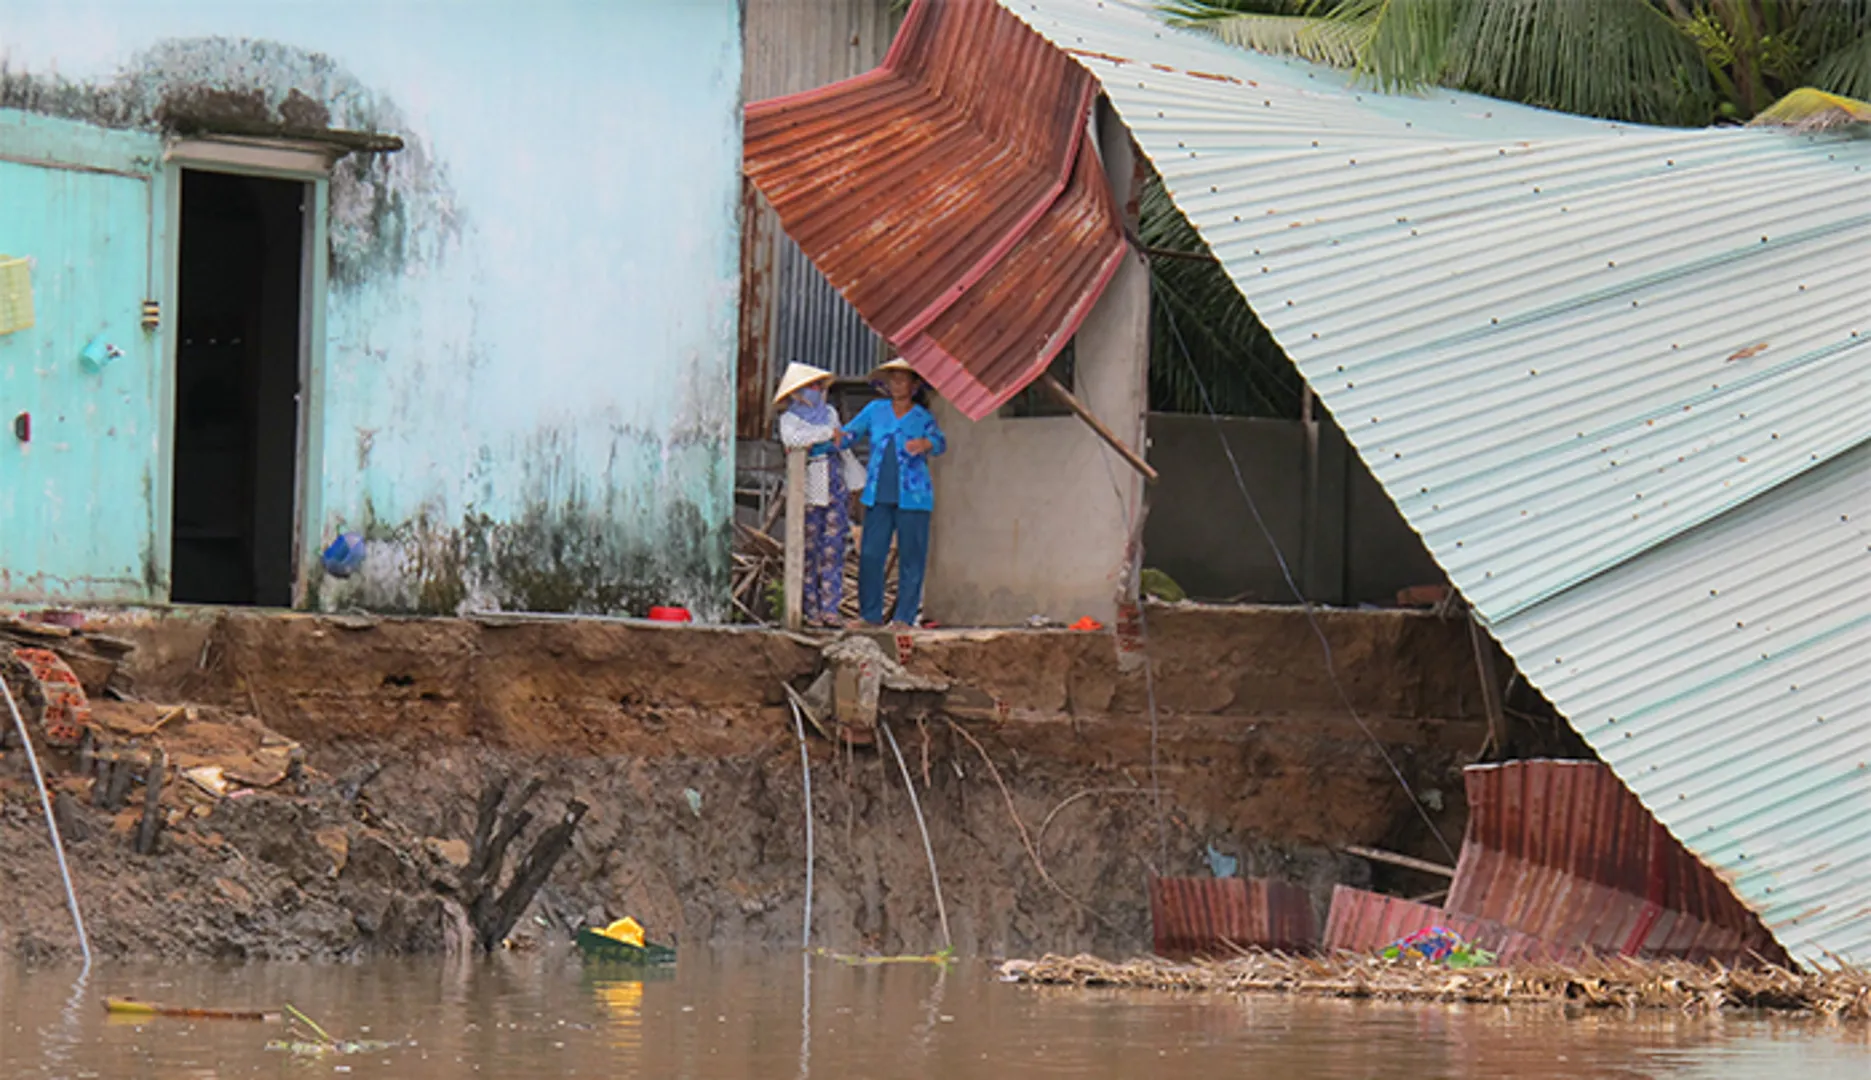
[0,1,743,616]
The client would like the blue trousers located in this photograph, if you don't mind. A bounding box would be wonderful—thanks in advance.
[858,502,930,625]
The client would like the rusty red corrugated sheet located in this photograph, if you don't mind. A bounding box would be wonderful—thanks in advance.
[1321,886,1572,964]
[1150,877,1318,958]
[1447,761,1788,966]
[742,0,1127,419]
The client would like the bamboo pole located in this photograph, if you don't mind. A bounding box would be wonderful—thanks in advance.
[1039,373,1158,483]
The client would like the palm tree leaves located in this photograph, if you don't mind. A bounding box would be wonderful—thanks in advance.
[1140,173,1302,417]
[1442,0,1712,124]
[1166,0,1871,126]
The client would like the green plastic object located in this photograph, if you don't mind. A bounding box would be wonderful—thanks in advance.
[576,928,677,966]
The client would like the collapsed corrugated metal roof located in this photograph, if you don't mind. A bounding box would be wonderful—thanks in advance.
[1003,0,1871,966]
[742,0,1128,418]
[1451,761,1785,964]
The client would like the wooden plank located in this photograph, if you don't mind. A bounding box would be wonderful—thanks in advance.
[783,448,806,631]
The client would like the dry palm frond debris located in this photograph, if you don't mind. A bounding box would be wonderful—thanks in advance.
[731,519,894,625]
[999,952,1871,1019]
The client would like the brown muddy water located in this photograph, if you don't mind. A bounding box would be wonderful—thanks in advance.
[3,948,1868,1079]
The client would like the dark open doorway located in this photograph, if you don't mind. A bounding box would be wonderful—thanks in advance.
[171,170,306,606]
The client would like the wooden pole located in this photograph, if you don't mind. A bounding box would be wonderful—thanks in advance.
[136,747,166,855]
[1469,614,1507,761]
[1038,373,1159,483]
[783,447,806,630]
[1343,844,1456,878]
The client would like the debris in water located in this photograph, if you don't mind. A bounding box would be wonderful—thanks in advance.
[814,947,955,967]
[999,952,1871,1018]
[103,999,280,1022]
[1381,927,1494,968]
[266,1003,398,1058]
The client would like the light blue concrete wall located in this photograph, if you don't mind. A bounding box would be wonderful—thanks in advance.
[0,1,743,615]
[0,114,167,602]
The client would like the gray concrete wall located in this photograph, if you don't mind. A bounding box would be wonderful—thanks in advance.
[1143,412,1443,606]
[924,102,1149,627]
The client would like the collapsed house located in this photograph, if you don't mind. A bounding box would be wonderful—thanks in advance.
[742,0,1871,967]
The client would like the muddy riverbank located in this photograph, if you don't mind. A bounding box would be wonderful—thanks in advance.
[0,604,1572,963]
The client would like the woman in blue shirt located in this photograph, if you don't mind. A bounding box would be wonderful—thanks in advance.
[841,359,946,626]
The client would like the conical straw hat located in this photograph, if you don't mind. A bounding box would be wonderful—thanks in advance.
[773,361,833,405]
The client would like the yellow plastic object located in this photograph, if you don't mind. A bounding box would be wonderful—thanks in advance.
[597,917,646,947]
[0,257,31,336]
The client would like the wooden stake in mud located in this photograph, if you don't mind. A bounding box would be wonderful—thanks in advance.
[136,747,166,855]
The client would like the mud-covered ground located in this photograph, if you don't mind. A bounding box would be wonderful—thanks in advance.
[1,605,1561,963]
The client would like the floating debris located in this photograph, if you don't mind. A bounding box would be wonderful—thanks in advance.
[813,947,955,967]
[103,999,279,1022]
[265,1004,399,1058]
[999,952,1871,1019]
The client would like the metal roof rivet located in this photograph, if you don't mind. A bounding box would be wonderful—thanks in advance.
[1210,186,1218,193]
[1667,160,1674,166]
[1625,732,1633,738]
[1710,589,1718,596]
[1311,140,1320,147]
[1607,260,1616,268]
[1761,236,1769,243]
[1349,158,1356,165]
[1532,186,1541,193]
[1490,317,1499,325]
[1529,368,1537,375]
[1410,229,1418,236]
[1312,332,1320,339]
[1632,301,1639,307]
[1737,621,1745,629]
[1393,452,1401,459]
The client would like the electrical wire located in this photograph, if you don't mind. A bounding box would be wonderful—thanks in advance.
[2,675,93,970]
[1153,276,1459,864]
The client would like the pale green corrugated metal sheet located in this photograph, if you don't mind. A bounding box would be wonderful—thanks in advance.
[1002,0,1871,965]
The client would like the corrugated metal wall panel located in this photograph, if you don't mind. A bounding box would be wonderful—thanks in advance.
[1449,761,1786,965]
[738,0,895,437]
[774,232,884,379]
[1322,887,1569,964]
[1150,876,1319,958]
[1000,0,1871,966]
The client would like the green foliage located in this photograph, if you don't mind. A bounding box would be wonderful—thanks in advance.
[1166,0,1871,126]
[1140,173,1303,417]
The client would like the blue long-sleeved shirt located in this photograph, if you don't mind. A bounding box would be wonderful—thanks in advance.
[840,400,946,511]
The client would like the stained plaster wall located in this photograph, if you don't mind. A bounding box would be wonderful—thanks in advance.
[0,1,743,617]
[923,103,1150,628]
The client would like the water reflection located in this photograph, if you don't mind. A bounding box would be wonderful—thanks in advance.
[0,948,1866,1078]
